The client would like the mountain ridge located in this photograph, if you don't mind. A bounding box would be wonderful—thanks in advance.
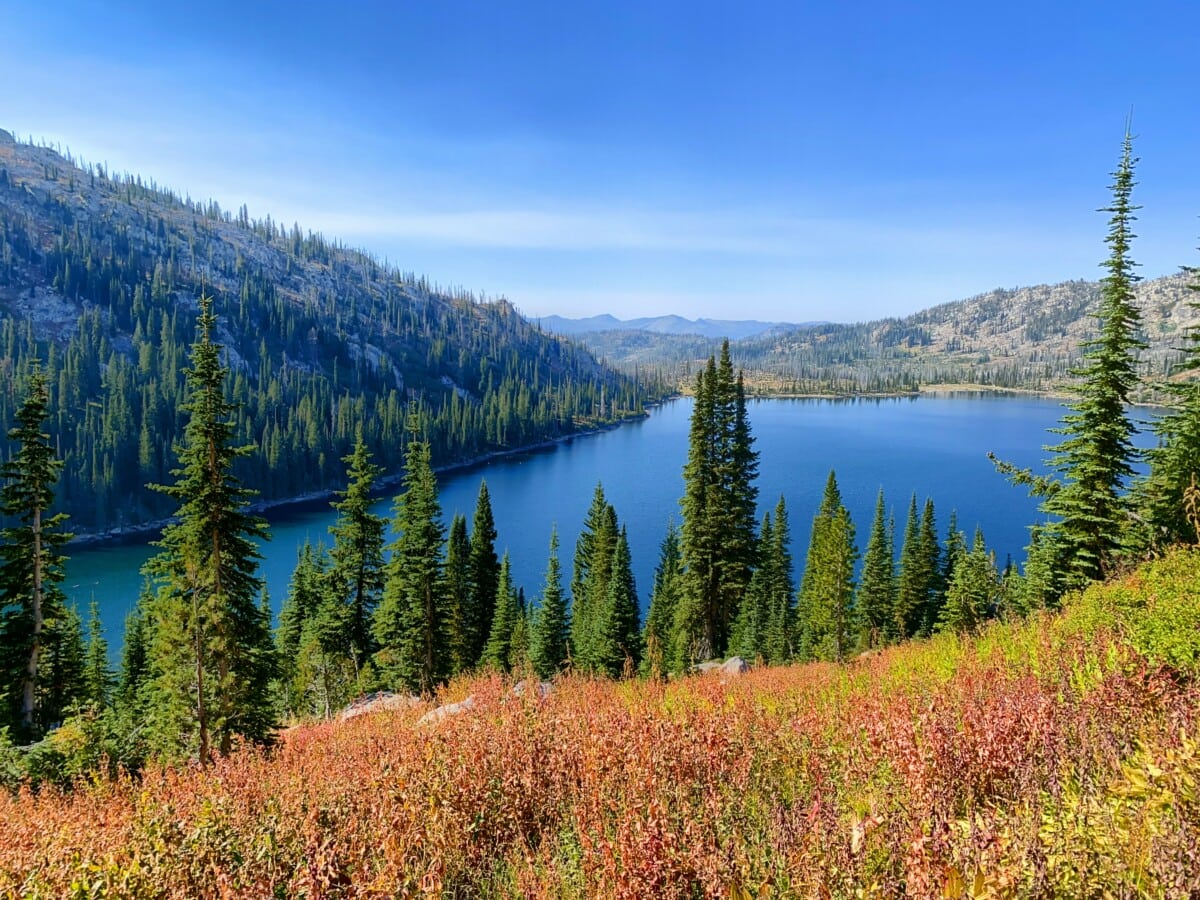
[569,272,1199,396]
[0,135,659,532]
[535,313,815,340]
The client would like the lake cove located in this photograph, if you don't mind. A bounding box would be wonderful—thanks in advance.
[68,394,1111,655]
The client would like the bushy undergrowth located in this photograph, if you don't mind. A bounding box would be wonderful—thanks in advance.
[3,549,1200,898]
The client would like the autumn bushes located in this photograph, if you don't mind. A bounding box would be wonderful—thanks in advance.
[3,548,1200,897]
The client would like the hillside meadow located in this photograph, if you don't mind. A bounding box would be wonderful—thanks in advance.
[4,548,1200,898]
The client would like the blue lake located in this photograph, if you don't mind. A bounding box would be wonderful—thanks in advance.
[65,393,1141,656]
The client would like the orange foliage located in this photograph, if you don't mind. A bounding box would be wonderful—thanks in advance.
[2,626,1199,897]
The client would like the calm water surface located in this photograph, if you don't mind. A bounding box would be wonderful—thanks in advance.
[66,394,1123,656]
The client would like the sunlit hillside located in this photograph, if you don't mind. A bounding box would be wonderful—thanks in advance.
[4,548,1200,897]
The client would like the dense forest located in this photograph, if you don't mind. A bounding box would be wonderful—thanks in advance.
[0,132,662,533]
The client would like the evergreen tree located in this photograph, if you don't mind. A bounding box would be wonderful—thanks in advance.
[997,130,1145,594]
[1139,244,1200,547]
[570,484,618,672]
[916,498,942,634]
[374,420,447,694]
[481,554,520,671]
[938,530,999,635]
[676,342,759,662]
[856,488,895,649]
[763,497,796,666]
[642,523,682,675]
[1016,525,1065,612]
[731,512,774,661]
[796,471,858,662]
[276,541,346,718]
[894,494,936,639]
[529,527,569,680]
[443,513,472,674]
[39,603,85,727]
[0,365,73,740]
[465,480,500,665]
[115,588,151,715]
[142,295,276,762]
[327,433,386,676]
[596,528,641,677]
[81,600,113,710]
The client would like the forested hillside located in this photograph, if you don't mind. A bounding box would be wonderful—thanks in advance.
[0,132,658,532]
[579,272,1200,396]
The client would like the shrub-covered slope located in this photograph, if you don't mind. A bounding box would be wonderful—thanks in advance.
[4,548,1200,897]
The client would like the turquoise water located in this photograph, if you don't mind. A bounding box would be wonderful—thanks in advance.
[65,394,1127,656]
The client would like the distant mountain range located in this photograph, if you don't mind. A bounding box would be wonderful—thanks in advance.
[536,313,818,341]
[565,273,1200,398]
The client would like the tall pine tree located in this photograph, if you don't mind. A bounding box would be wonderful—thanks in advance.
[642,523,682,675]
[529,527,569,680]
[142,295,276,762]
[856,488,895,650]
[327,433,386,676]
[374,415,448,694]
[676,342,759,662]
[465,481,500,665]
[997,129,1145,595]
[596,528,641,677]
[0,365,73,740]
[1139,242,1200,547]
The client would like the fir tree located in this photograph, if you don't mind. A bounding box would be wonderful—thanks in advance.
[731,512,773,661]
[327,433,386,676]
[481,554,520,671]
[596,528,641,677]
[856,488,895,649]
[763,496,796,665]
[676,342,760,662]
[0,365,73,739]
[39,603,85,727]
[276,540,340,718]
[115,589,151,714]
[529,527,569,680]
[465,481,500,665]
[374,419,447,694]
[570,484,618,672]
[796,471,858,662]
[142,295,276,762]
[443,513,472,674]
[916,498,942,634]
[1139,243,1200,547]
[938,530,999,635]
[894,494,937,639]
[81,600,113,710]
[996,129,1145,594]
[641,522,682,675]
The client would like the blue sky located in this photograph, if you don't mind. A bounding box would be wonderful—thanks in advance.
[2,0,1198,322]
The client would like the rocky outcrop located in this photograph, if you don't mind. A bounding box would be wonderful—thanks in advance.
[338,692,420,721]
[416,695,476,727]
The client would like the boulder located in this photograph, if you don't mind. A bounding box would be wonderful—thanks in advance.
[416,695,476,727]
[512,679,553,699]
[338,691,419,721]
[718,656,751,675]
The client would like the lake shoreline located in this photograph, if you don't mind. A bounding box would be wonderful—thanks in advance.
[67,409,658,549]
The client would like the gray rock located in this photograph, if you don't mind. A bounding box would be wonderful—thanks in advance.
[693,656,751,676]
[512,679,553,699]
[416,695,476,726]
[718,656,750,675]
[339,691,420,721]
